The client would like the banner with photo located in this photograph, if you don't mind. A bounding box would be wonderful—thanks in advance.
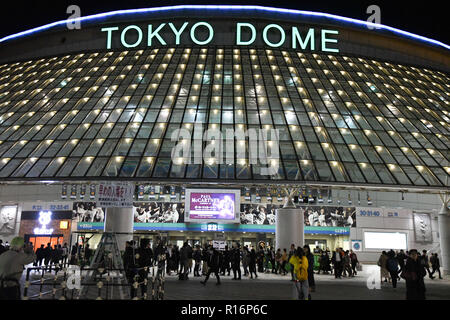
[133,202,185,223]
[73,202,106,223]
[302,206,356,228]
[239,204,356,227]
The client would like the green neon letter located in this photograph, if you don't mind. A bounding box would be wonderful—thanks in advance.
[101,27,119,50]
[168,22,189,45]
[190,22,214,45]
[322,29,339,53]
[120,25,143,48]
[148,24,167,46]
[262,24,285,48]
[292,27,315,50]
[236,22,256,46]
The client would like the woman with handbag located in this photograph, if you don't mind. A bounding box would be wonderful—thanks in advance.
[402,249,426,300]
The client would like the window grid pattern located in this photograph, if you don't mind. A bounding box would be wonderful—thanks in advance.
[0,47,448,186]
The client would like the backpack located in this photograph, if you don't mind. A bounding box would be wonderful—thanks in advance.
[295,257,308,281]
[387,258,398,272]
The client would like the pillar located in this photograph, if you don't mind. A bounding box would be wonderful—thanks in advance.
[104,207,134,251]
[276,206,304,251]
[438,204,450,275]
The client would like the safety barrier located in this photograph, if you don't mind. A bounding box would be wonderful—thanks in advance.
[22,263,165,300]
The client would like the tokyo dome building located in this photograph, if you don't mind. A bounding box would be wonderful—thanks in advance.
[0,5,448,265]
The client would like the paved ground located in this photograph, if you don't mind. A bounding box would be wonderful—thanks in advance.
[21,264,450,300]
[163,265,450,300]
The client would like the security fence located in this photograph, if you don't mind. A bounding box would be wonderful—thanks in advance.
[22,264,165,300]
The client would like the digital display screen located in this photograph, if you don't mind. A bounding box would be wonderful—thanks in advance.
[185,189,240,223]
[364,232,407,250]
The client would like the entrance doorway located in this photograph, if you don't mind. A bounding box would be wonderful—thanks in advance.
[25,234,64,251]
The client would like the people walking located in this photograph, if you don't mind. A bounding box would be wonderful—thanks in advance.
[421,250,433,279]
[200,246,221,286]
[221,246,231,276]
[193,245,202,277]
[289,247,309,300]
[179,242,190,280]
[342,250,353,277]
[249,248,258,279]
[0,237,36,300]
[386,250,399,288]
[402,249,426,300]
[377,251,390,283]
[304,245,315,299]
[288,244,296,281]
[331,248,343,278]
[242,246,249,276]
[280,249,288,276]
[35,244,45,267]
[349,250,358,276]
[123,241,138,299]
[396,250,407,274]
[430,253,443,279]
[231,243,242,280]
[135,239,153,298]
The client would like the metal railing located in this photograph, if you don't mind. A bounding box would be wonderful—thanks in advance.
[22,263,165,300]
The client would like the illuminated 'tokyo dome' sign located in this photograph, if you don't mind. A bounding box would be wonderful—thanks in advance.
[101,22,339,52]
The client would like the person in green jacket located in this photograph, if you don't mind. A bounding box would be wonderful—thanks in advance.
[0,237,36,300]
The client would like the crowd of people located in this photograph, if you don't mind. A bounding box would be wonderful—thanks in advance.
[0,236,447,300]
[376,249,443,299]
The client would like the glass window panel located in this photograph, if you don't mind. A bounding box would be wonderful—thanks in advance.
[170,163,186,178]
[25,158,51,178]
[362,146,383,163]
[402,166,427,186]
[98,139,119,156]
[389,166,412,185]
[85,157,108,177]
[307,143,326,161]
[70,140,91,157]
[185,164,201,179]
[42,140,65,157]
[0,159,22,177]
[56,158,80,177]
[284,161,301,180]
[113,138,132,156]
[315,161,334,182]
[372,164,396,184]
[40,158,66,177]
[299,161,318,181]
[11,159,37,177]
[153,158,170,178]
[103,157,124,176]
[358,163,381,183]
[119,157,140,177]
[343,162,366,183]
[71,158,93,177]
[235,163,251,179]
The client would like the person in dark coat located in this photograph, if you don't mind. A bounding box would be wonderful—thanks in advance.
[123,241,138,299]
[83,244,93,267]
[43,243,52,271]
[396,250,407,274]
[304,245,315,299]
[402,249,426,300]
[386,250,399,288]
[231,243,242,280]
[35,245,45,267]
[249,248,258,279]
[193,245,202,277]
[221,246,231,276]
[136,239,153,298]
[200,246,221,285]
[257,245,265,273]
[430,253,443,279]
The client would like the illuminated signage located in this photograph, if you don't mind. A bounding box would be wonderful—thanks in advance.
[101,22,339,52]
[34,211,54,235]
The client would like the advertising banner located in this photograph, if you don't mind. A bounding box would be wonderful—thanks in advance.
[413,213,433,243]
[97,182,134,208]
[133,202,185,223]
[189,192,236,220]
[73,202,106,223]
[240,204,356,227]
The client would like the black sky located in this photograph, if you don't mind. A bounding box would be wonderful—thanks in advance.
[1,0,449,45]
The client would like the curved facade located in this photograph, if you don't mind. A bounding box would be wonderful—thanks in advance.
[0,6,448,189]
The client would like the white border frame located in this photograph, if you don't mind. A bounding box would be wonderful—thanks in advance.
[362,229,408,251]
[185,188,241,224]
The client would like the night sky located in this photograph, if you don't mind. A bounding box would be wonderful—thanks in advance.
[0,0,448,45]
